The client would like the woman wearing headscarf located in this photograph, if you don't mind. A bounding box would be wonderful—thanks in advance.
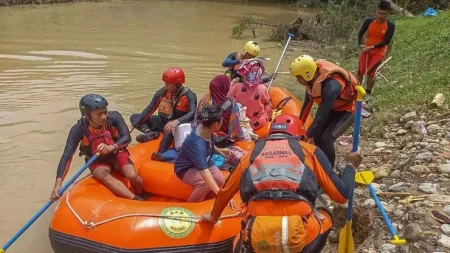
[193,75,243,146]
[228,59,273,130]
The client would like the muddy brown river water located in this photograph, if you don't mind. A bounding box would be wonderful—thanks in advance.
[0,1,314,252]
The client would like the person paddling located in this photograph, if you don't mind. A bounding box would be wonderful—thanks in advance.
[50,94,145,202]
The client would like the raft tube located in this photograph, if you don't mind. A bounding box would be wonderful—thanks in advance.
[48,86,311,253]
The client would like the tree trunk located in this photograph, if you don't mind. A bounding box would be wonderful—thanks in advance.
[386,0,414,17]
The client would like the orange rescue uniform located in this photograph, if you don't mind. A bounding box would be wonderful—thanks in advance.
[210,134,356,253]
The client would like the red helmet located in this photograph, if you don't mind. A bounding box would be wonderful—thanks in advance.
[162,67,185,85]
[269,114,306,137]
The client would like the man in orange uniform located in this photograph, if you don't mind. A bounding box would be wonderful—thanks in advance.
[130,67,197,160]
[357,0,395,100]
[202,114,362,253]
[290,55,358,167]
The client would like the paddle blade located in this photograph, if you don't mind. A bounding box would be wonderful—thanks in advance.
[355,171,375,185]
[391,235,407,245]
[338,221,355,253]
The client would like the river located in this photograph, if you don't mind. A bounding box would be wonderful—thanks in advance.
[0,1,311,252]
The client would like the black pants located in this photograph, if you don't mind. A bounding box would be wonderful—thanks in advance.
[130,114,173,154]
[312,111,353,167]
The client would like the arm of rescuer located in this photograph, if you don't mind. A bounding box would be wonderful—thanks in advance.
[130,88,165,129]
[208,152,251,222]
[222,52,240,68]
[50,123,84,201]
[305,78,341,139]
[307,143,359,203]
[109,111,132,150]
[174,89,197,124]
[299,92,312,121]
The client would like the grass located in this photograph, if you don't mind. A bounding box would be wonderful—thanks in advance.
[347,12,450,111]
[280,11,450,137]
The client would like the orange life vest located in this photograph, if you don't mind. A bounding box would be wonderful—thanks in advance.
[157,87,190,119]
[240,135,319,206]
[239,135,322,253]
[305,60,358,112]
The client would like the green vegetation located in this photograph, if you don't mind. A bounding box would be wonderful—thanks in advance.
[353,12,450,112]
[279,11,450,136]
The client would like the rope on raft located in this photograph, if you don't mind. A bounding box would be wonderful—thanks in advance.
[64,174,241,229]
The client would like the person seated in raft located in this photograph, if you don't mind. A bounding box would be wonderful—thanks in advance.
[193,74,244,147]
[202,114,363,253]
[130,67,197,161]
[174,105,231,202]
[50,94,145,202]
[228,58,273,130]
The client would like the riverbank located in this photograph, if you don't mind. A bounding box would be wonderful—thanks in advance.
[277,10,450,253]
[280,10,450,136]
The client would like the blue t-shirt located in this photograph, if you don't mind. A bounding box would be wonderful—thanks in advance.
[174,129,214,179]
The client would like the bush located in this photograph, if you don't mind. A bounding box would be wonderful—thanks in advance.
[303,0,379,55]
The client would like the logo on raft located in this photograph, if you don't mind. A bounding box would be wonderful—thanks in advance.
[256,240,271,251]
[158,207,196,239]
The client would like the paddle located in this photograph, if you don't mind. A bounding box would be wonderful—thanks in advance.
[267,33,295,90]
[337,85,366,253]
[0,152,101,253]
[355,171,407,245]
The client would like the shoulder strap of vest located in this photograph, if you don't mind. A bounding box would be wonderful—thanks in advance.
[250,139,267,164]
[80,117,90,138]
[172,87,190,105]
[177,86,189,97]
[287,137,305,162]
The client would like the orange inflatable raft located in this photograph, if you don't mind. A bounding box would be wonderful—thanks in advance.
[48,87,312,253]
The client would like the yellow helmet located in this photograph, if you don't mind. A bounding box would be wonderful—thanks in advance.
[290,55,317,81]
[243,41,260,57]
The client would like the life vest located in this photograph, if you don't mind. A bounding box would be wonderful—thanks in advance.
[240,135,319,207]
[157,87,190,119]
[239,135,323,253]
[305,60,358,112]
[79,119,117,160]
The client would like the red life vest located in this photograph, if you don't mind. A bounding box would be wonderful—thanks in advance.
[304,60,358,112]
[240,135,320,205]
[79,120,116,160]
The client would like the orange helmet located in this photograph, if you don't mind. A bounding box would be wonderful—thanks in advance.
[269,114,306,137]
